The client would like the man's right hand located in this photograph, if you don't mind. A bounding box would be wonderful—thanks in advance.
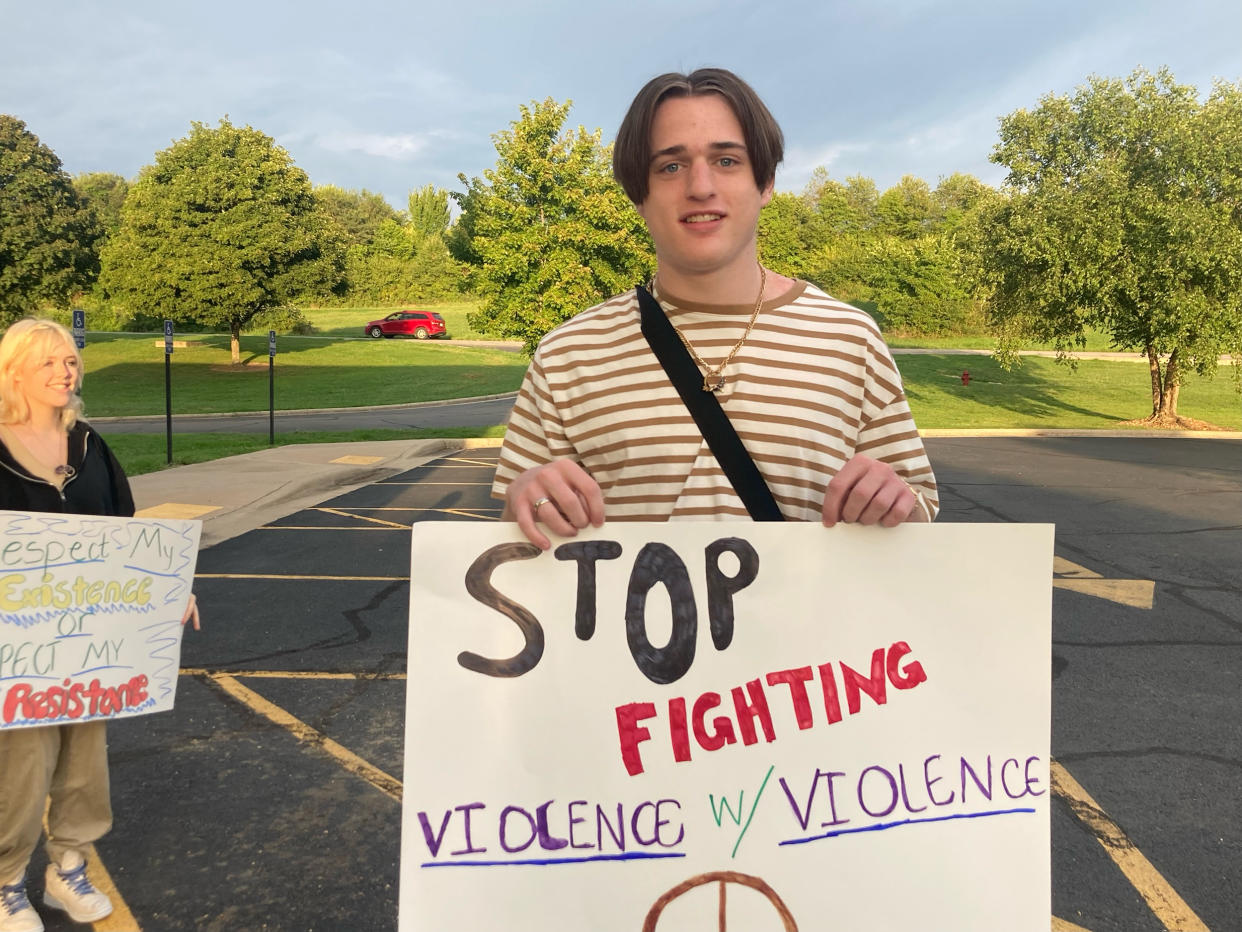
[502,459,605,551]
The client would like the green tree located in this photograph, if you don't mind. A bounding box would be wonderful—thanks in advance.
[758,192,826,280]
[932,173,993,233]
[875,175,937,239]
[72,172,129,240]
[455,98,654,352]
[856,234,974,334]
[0,115,102,322]
[102,119,343,362]
[806,172,880,235]
[312,185,399,245]
[980,68,1242,426]
[408,184,451,240]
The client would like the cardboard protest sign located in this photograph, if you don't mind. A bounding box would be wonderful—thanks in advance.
[401,522,1053,931]
[0,511,200,729]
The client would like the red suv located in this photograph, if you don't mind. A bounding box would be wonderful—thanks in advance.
[365,310,448,340]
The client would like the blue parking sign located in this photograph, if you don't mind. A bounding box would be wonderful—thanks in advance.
[71,309,85,349]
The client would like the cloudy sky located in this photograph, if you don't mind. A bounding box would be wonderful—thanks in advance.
[4,0,1239,210]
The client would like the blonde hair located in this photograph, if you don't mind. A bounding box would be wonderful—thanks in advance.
[0,319,84,429]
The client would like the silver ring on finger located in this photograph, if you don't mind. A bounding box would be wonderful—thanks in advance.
[531,497,551,516]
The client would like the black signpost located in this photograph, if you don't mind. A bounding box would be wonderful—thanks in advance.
[163,320,174,465]
[268,329,277,445]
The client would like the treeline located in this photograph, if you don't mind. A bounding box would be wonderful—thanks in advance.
[758,170,993,336]
[1,67,1238,420]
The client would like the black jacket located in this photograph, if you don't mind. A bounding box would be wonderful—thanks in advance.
[0,421,135,517]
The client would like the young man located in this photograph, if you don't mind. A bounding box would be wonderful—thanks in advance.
[493,68,937,549]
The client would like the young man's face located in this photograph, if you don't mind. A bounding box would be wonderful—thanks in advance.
[636,93,773,287]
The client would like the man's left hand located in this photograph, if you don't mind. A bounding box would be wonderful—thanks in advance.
[822,454,925,527]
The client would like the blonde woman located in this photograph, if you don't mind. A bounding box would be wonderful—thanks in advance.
[0,319,197,932]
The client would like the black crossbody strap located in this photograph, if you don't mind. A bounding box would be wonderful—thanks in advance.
[636,285,784,522]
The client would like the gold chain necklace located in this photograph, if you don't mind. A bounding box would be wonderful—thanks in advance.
[655,265,767,392]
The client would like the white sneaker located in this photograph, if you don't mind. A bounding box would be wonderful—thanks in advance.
[42,852,112,923]
[0,875,43,932]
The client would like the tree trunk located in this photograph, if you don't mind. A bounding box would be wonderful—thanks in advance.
[231,323,241,364]
[1157,348,1180,420]
[1145,343,1163,416]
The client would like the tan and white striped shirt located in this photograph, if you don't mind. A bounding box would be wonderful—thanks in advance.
[492,280,938,522]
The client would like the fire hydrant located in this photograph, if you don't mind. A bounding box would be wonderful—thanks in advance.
[960,370,971,386]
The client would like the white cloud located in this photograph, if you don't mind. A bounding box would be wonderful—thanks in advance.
[779,142,873,192]
[314,132,431,160]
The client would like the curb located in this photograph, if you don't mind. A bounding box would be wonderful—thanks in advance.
[920,428,1242,440]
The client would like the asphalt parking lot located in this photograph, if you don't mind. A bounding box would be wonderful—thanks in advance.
[21,437,1239,931]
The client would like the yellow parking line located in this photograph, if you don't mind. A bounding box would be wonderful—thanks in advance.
[437,508,500,520]
[85,843,139,931]
[195,573,407,580]
[133,503,220,520]
[260,525,399,530]
[320,506,502,513]
[316,507,410,529]
[1051,759,1209,931]
[1052,578,1155,609]
[1051,918,1093,932]
[201,673,402,802]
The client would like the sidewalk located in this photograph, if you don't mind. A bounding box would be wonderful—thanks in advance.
[129,437,503,548]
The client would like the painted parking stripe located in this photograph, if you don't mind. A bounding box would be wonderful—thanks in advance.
[1051,759,1209,931]
[316,506,409,529]
[200,673,403,802]
[1051,918,1093,932]
[1053,556,1155,609]
[86,842,139,931]
[312,511,501,519]
[133,503,220,520]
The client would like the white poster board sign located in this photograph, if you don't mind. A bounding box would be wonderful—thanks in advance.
[0,511,201,729]
[401,522,1053,931]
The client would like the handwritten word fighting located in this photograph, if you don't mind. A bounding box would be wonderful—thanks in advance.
[615,641,927,776]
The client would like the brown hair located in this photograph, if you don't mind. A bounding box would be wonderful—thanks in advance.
[0,319,84,429]
[613,68,785,205]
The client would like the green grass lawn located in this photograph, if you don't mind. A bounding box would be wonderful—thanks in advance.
[80,332,526,416]
[295,301,491,341]
[899,354,1241,430]
[80,323,1240,477]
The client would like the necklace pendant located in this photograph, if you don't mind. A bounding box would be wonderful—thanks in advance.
[702,374,725,393]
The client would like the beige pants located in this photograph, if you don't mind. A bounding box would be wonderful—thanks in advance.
[0,721,111,882]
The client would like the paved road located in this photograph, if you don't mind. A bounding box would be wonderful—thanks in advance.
[91,395,519,434]
[25,437,1238,931]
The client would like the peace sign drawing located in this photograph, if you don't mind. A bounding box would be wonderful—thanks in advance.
[642,871,798,931]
